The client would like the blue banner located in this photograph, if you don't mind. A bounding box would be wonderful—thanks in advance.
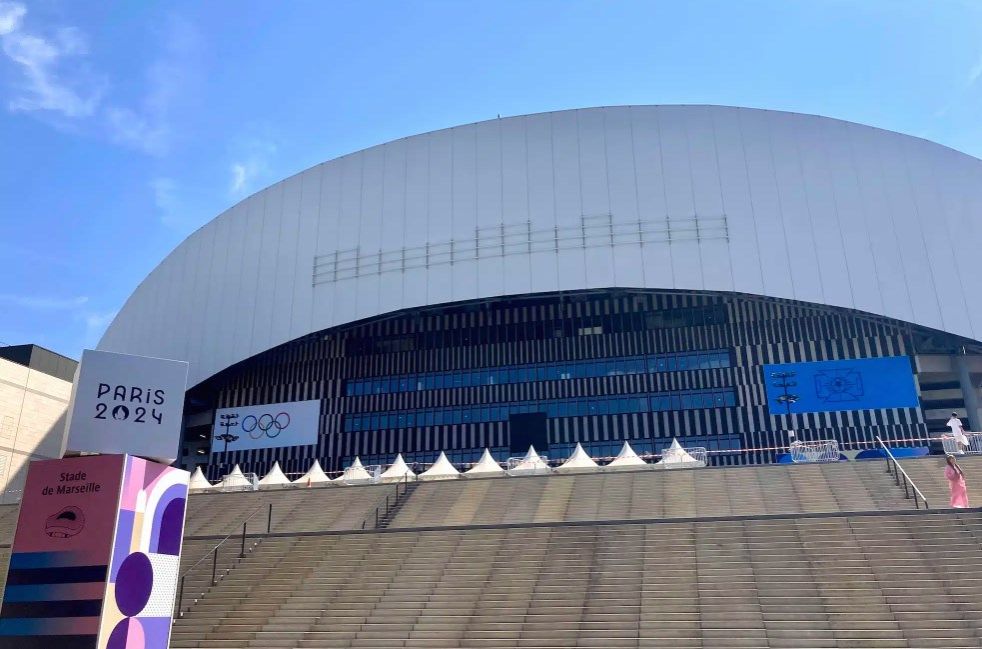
[763,356,918,414]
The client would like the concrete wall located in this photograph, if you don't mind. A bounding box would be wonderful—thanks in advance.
[0,357,71,500]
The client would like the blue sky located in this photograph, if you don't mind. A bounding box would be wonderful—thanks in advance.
[2,0,982,359]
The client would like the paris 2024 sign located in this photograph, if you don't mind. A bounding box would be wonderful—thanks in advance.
[64,349,189,463]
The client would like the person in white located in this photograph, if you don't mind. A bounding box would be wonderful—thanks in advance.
[946,412,970,455]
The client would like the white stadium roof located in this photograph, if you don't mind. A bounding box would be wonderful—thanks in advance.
[99,106,982,386]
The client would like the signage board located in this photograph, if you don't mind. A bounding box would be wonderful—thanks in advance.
[98,456,188,649]
[763,356,919,415]
[211,399,320,454]
[0,455,189,649]
[65,350,189,462]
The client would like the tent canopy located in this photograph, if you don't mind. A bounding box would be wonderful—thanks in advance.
[556,442,600,473]
[656,438,706,468]
[606,441,648,469]
[293,460,332,485]
[220,464,253,489]
[419,452,460,480]
[508,445,551,475]
[258,461,291,487]
[464,449,506,477]
[380,454,415,483]
[188,466,213,491]
[341,456,374,484]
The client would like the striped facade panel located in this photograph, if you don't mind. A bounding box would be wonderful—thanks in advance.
[186,289,938,479]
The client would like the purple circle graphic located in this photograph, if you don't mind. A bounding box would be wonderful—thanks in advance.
[115,552,154,616]
[106,620,129,649]
[106,617,145,649]
[156,497,186,555]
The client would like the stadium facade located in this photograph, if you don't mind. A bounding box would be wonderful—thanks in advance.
[97,106,982,479]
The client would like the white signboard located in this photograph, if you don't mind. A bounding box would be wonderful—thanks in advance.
[211,400,320,453]
[65,349,189,462]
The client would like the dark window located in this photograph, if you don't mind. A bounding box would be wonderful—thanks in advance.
[345,349,732,396]
[342,387,736,432]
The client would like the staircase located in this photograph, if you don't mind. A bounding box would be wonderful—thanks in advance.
[170,510,982,648]
[184,482,400,535]
[377,481,420,529]
[385,462,915,530]
[2,456,975,647]
[898,455,981,508]
[176,537,265,617]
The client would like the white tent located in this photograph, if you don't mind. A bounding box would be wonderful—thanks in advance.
[655,438,706,469]
[258,461,291,488]
[219,464,253,490]
[605,441,648,470]
[508,445,551,475]
[380,454,416,483]
[464,449,506,478]
[555,442,600,473]
[293,460,332,486]
[188,466,213,491]
[418,452,460,481]
[340,457,374,485]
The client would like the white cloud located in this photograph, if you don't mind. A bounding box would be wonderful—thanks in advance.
[105,16,200,156]
[228,158,261,197]
[151,176,177,209]
[230,163,247,193]
[0,4,200,158]
[80,309,117,348]
[151,176,206,231]
[0,241,78,268]
[0,293,89,309]
[0,287,114,351]
[151,176,184,228]
[0,2,105,118]
[228,136,277,198]
[936,50,982,118]
[0,1,26,35]
[965,52,982,89]
[106,106,169,156]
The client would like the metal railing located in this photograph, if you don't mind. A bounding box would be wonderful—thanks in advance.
[175,502,273,617]
[875,436,929,510]
[789,439,840,463]
[941,432,982,455]
[361,474,413,530]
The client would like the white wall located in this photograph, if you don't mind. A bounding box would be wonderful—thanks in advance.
[0,358,71,499]
[99,106,982,386]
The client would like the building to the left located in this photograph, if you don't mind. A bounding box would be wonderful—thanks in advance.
[0,344,76,501]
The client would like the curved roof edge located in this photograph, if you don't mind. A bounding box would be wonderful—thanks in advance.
[99,105,982,386]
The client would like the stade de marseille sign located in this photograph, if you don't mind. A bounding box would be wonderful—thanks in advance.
[65,349,190,463]
[0,350,191,649]
[0,455,189,649]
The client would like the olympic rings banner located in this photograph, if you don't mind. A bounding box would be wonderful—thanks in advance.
[211,400,320,453]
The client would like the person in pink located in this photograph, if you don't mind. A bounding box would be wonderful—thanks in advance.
[945,454,970,508]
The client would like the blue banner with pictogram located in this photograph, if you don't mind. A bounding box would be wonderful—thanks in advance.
[763,356,918,414]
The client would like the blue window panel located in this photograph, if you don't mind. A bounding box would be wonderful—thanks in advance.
[344,349,732,396]
[343,386,737,432]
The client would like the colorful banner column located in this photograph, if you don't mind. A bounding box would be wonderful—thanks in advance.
[0,454,189,649]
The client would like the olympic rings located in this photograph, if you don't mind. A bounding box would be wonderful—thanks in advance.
[241,412,291,439]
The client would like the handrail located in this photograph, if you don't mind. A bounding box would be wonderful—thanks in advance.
[875,436,929,510]
[361,473,413,530]
[176,502,273,617]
